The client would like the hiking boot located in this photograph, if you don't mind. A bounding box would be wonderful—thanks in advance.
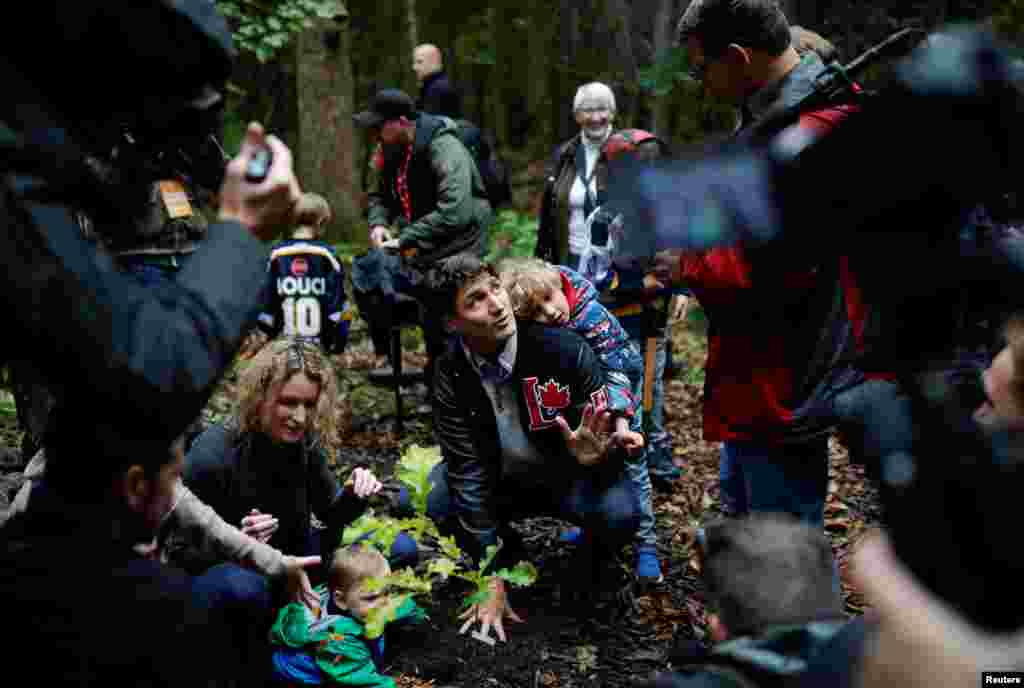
[635,545,664,584]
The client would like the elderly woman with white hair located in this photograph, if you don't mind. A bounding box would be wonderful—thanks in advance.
[539,82,642,267]
[535,82,674,585]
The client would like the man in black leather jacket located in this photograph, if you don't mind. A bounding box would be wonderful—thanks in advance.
[406,254,642,644]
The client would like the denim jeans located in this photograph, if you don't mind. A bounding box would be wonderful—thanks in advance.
[630,334,680,480]
[400,461,641,556]
[718,437,841,595]
[619,350,656,551]
[828,378,914,482]
[192,563,275,682]
[718,437,830,528]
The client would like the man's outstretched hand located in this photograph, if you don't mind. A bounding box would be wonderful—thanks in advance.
[555,405,614,466]
[458,578,524,644]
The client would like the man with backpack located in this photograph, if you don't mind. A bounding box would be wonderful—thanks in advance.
[660,0,871,539]
[353,88,493,391]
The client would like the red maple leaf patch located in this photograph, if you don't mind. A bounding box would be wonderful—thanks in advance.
[538,379,570,410]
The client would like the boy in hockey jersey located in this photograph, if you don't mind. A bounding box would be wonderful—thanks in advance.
[258,193,353,354]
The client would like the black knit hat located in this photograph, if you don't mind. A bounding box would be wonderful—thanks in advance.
[353,89,416,128]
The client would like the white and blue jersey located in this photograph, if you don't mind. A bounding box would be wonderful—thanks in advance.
[258,239,352,354]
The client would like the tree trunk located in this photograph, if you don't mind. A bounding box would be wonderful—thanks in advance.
[525,0,555,154]
[555,0,580,143]
[650,0,678,137]
[486,5,510,144]
[294,10,360,242]
[405,0,419,60]
[605,0,639,126]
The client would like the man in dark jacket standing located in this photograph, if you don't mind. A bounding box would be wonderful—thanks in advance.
[407,254,641,644]
[413,43,462,118]
[354,88,492,387]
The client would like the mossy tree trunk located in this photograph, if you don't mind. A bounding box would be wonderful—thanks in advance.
[295,10,360,242]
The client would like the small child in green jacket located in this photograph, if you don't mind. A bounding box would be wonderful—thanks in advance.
[270,543,424,687]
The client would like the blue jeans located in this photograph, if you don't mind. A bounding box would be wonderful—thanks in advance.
[622,354,656,551]
[718,437,830,528]
[192,563,275,682]
[630,334,680,480]
[400,461,641,556]
[828,378,913,481]
[718,437,841,595]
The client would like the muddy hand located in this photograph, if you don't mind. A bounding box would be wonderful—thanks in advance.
[458,578,524,643]
[555,405,613,466]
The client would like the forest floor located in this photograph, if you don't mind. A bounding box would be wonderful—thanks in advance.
[0,313,883,688]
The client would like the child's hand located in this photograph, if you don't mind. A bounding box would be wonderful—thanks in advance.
[642,273,666,293]
[612,416,645,455]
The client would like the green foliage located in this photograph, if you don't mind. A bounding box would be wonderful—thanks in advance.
[638,46,694,97]
[0,390,16,420]
[993,0,1024,40]
[486,210,539,262]
[216,0,344,63]
[343,445,538,637]
[454,542,539,611]
[494,560,540,588]
[363,593,409,640]
[395,444,442,515]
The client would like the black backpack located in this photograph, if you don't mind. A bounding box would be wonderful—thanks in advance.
[749,27,927,142]
[454,119,513,209]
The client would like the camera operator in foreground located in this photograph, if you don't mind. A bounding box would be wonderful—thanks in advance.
[0,1,303,684]
[0,3,299,439]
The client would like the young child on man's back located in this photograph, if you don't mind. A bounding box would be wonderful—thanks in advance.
[269,543,424,687]
[498,257,667,582]
[498,257,645,449]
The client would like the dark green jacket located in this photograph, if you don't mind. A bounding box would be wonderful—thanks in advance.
[367,113,491,264]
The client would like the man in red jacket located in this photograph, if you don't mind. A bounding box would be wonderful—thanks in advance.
[670,0,869,530]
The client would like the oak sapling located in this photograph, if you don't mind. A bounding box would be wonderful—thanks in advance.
[342,444,537,638]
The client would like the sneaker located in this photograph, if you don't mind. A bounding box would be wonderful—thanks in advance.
[635,545,664,583]
[558,527,583,545]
